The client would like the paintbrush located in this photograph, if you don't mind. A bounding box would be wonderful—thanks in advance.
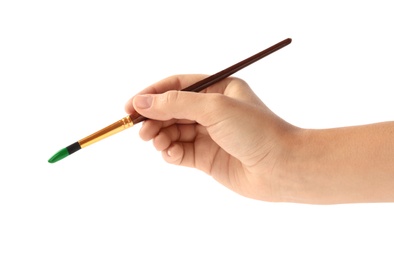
[48,38,292,163]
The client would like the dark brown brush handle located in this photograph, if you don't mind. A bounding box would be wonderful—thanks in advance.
[131,113,146,125]
[131,38,292,125]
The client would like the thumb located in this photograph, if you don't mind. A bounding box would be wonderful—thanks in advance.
[133,90,232,126]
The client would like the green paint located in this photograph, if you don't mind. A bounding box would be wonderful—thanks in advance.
[48,148,69,163]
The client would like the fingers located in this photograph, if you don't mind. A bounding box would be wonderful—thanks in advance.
[138,120,164,141]
[124,74,274,170]
[151,124,199,151]
[161,143,185,164]
[141,122,207,169]
[161,142,195,167]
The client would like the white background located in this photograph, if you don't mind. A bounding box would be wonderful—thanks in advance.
[1,1,393,259]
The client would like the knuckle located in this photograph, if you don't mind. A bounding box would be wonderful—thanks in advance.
[162,90,181,105]
[198,93,230,125]
[209,93,230,109]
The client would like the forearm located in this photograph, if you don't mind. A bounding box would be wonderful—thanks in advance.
[283,122,394,204]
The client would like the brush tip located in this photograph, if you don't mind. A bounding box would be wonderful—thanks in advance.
[48,148,69,163]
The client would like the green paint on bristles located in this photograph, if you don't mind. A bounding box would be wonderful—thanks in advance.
[48,148,69,163]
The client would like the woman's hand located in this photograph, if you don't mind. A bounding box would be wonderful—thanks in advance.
[125,74,394,204]
[125,74,299,202]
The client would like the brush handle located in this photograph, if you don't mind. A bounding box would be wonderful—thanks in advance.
[130,38,292,125]
[131,113,146,125]
[182,38,291,93]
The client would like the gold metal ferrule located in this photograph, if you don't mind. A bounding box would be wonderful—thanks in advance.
[78,115,133,148]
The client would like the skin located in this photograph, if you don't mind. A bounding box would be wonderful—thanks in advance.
[125,74,394,204]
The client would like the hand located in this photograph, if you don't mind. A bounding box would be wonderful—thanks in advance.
[125,75,394,204]
[125,75,299,201]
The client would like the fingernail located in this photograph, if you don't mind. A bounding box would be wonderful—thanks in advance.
[167,148,172,157]
[134,95,152,109]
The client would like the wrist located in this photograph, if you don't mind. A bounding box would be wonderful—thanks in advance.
[275,128,320,204]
